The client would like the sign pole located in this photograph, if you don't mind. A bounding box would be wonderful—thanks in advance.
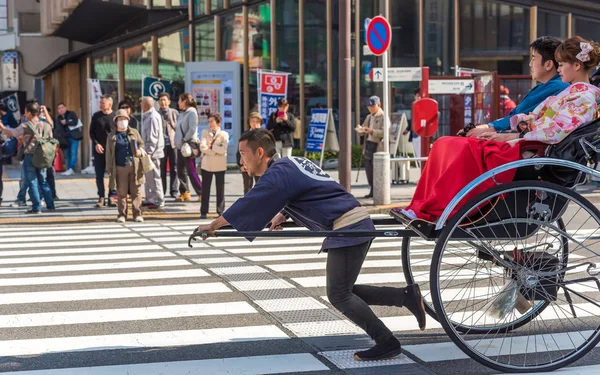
[319,110,329,169]
[382,51,390,154]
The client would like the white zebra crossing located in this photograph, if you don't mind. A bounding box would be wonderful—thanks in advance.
[0,221,595,375]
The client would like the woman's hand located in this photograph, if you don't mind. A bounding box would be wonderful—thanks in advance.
[478,132,519,142]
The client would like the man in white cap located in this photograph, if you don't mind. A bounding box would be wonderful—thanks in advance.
[355,95,389,198]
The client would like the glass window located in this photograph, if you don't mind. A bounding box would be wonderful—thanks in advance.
[574,17,600,43]
[159,29,189,106]
[276,0,300,123]
[303,0,328,121]
[152,0,167,7]
[230,0,243,5]
[194,0,205,16]
[423,0,454,76]
[130,0,149,7]
[195,20,216,61]
[171,0,187,6]
[92,52,120,102]
[460,0,530,54]
[212,0,224,12]
[538,10,567,39]
[124,41,153,124]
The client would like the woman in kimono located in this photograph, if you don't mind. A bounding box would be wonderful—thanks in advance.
[400,36,600,222]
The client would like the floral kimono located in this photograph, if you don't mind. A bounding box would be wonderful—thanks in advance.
[400,82,600,222]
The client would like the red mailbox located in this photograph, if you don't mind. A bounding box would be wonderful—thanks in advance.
[412,98,439,137]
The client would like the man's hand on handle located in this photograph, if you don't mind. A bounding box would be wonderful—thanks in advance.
[269,213,287,231]
[196,215,230,240]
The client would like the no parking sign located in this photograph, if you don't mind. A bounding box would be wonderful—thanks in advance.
[366,16,391,56]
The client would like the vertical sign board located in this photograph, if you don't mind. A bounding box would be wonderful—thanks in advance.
[1,52,18,92]
[305,108,335,168]
[258,70,290,126]
[185,62,241,164]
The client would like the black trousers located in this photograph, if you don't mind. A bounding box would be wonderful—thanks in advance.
[46,167,56,197]
[364,157,374,194]
[242,170,260,195]
[176,150,202,195]
[326,241,408,344]
[93,149,117,198]
[200,169,225,215]
[161,144,180,195]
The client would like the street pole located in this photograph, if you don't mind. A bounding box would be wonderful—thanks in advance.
[338,0,351,190]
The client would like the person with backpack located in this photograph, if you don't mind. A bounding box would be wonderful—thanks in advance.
[0,101,56,214]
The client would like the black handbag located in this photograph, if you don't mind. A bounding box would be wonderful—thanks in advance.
[544,119,600,186]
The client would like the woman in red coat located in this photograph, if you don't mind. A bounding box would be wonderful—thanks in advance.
[398,36,600,222]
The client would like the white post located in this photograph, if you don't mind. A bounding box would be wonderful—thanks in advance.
[374,50,391,205]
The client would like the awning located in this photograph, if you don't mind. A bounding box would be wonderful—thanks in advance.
[53,0,148,45]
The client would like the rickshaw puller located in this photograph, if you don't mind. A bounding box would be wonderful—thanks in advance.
[196,129,426,361]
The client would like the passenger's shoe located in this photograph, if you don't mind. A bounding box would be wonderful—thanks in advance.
[25,209,42,215]
[141,201,153,207]
[11,201,27,208]
[354,336,402,361]
[200,214,208,219]
[175,192,191,202]
[61,169,74,176]
[364,192,373,198]
[53,195,60,201]
[404,284,426,331]
[134,216,144,223]
[107,197,117,207]
[116,216,126,223]
[95,197,105,208]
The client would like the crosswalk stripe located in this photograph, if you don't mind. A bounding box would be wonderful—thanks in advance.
[0,251,177,265]
[403,330,596,362]
[0,325,289,357]
[254,297,328,312]
[0,244,164,257]
[0,225,126,233]
[0,353,330,375]
[0,228,132,237]
[0,269,210,287]
[210,265,269,275]
[0,259,191,275]
[0,238,152,249]
[0,302,258,328]
[0,283,230,304]
[491,364,600,374]
[0,233,142,243]
[230,279,296,291]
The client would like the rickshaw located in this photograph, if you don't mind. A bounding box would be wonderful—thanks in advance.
[188,116,600,373]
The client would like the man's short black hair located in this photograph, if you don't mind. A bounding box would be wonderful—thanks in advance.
[239,128,277,157]
[118,99,131,109]
[530,36,562,70]
[158,92,170,100]
[57,102,66,107]
[26,101,40,117]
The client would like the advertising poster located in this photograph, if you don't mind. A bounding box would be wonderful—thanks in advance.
[258,70,290,125]
[1,52,18,92]
[223,4,270,69]
[186,62,241,164]
[190,72,234,137]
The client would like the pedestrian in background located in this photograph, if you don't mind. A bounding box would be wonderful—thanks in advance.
[174,93,202,202]
[0,101,55,214]
[90,95,117,208]
[199,113,228,219]
[140,96,165,209]
[355,96,391,199]
[266,98,295,157]
[157,93,180,198]
[40,105,58,201]
[118,100,138,130]
[105,109,145,223]
[56,103,81,176]
[237,111,262,194]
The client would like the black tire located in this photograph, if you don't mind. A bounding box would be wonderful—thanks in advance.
[431,180,600,372]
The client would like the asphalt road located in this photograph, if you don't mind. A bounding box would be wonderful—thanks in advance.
[0,218,598,375]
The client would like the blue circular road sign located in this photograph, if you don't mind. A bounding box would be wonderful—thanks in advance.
[366,16,391,56]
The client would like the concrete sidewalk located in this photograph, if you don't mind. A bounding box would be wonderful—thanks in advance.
[0,161,422,224]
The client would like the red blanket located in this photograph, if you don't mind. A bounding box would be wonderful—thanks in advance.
[405,136,521,222]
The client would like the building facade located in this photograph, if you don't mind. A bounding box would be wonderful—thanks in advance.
[32,0,600,168]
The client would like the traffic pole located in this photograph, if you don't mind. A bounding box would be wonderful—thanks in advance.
[373,42,391,205]
[338,0,351,191]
